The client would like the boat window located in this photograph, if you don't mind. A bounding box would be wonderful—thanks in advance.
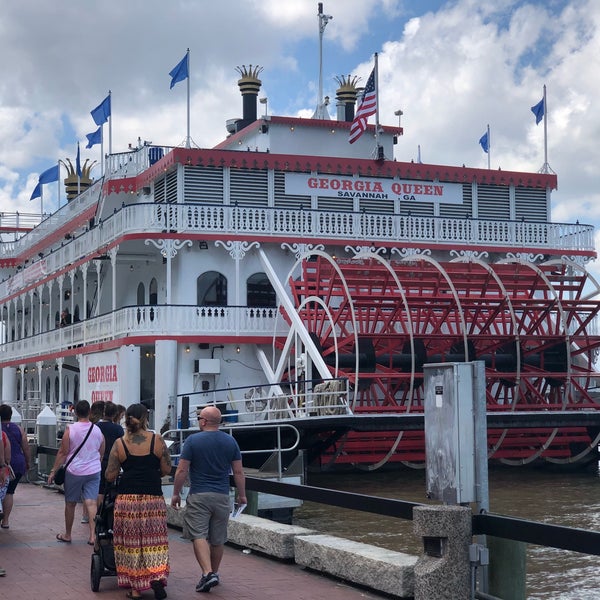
[197,272,227,306]
[137,282,146,305]
[54,376,59,405]
[247,272,276,307]
[74,375,79,404]
[149,278,158,305]
[45,377,50,404]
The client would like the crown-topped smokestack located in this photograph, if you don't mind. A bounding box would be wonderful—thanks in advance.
[234,65,263,132]
[335,75,359,122]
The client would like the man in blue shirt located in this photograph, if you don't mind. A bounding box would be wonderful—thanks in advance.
[171,405,246,593]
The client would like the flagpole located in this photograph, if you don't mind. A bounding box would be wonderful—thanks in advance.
[186,49,191,149]
[486,124,491,170]
[77,142,81,196]
[542,84,548,173]
[374,52,382,159]
[56,160,60,211]
[108,90,112,157]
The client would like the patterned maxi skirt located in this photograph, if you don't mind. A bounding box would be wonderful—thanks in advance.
[113,494,170,591]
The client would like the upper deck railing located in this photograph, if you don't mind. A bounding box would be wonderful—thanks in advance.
[0,200,594,300]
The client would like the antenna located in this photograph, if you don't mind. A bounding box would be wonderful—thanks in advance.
[313,3,333,119]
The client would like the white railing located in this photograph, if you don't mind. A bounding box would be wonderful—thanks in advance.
[0,201,594,300]
[0,305,287,363]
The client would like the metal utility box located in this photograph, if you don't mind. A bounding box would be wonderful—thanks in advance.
[424,362,476,504]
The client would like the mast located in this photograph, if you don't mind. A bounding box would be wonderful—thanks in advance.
[313,2,332,119]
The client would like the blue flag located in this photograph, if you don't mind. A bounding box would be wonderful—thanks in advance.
[479,131,489,153]
[531,97,544,125]
[39,164,59,184]
[30,182,42,201]
[76,142,82,177]
[86,127,102,149]
[91,94,111,126]
[169,52,189,89]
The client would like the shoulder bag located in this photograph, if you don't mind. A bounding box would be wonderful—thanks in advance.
[54,424,94,485]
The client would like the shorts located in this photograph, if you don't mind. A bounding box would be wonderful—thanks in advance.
[6,472,22,495]
[63,471,100,503]
[183,492,230,545]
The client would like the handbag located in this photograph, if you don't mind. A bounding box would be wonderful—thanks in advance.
[53,423,94,485]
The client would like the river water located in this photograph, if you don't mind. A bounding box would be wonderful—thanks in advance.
[293,465,600,600]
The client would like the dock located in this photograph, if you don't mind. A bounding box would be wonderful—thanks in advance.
[0,482,389,600]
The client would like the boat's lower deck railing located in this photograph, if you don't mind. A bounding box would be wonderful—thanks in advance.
[179,377,352,428]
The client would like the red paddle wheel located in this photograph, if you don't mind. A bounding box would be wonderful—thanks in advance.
[279,252,600,469]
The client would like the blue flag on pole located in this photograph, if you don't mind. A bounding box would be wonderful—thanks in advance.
[86,127,102,149]
[479,131,489,153]
[91,94,111,126]
[39,164,59,184]
[30,163,59,200]
[531,97,544,125]
[76,142,82,177]
[30,182,42,201]
[169,52,189,89]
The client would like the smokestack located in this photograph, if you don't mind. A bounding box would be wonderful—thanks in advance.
[234,65,263,132]
[335,75,359,122]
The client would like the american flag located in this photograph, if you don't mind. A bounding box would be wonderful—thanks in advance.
[348,68,377,144]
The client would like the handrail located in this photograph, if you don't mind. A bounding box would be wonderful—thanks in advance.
[0,200,594,299]
[244,477,600,556]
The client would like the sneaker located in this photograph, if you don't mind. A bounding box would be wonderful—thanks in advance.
[0,567,5,577]
[196,572,219,593]
[81,516,89,524]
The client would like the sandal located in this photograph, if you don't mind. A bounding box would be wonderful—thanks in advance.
[151,579,167,600]
[126,592,142,600]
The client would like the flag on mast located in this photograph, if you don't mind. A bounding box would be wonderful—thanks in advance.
[531,96,545,125]
[169,52,189,89]
[91,94,111,126]
[76,142,82,177]
[349,66,377,144]
[86,127,102,149]
[30,163,60,201]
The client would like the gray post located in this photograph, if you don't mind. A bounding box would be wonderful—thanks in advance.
[487,536,526,600]
[413,504,472,600]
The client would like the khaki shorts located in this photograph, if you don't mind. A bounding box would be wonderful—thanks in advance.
[183,492,230,545]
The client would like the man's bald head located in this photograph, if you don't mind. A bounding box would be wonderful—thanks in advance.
[199,405,222,429]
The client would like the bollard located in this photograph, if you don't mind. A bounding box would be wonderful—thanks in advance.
[246,489,259,516]
[487,536,526,600]
[413,504,472,600]
[36,406,57,476]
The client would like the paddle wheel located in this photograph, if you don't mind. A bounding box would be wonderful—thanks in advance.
[278,252,600,469]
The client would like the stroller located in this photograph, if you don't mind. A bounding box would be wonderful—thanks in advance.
[90,481,118,592]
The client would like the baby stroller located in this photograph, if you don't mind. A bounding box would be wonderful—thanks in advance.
[90,481,118,592]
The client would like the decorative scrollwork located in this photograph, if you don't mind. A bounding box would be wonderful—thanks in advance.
[281,242,324,260]
[145,238,192,258]
[344,245,386,257]
[215,240,260,260]
[390,247,432,258]
[505,252,545,263]
[449,249,489,260]
[560,254,589,266]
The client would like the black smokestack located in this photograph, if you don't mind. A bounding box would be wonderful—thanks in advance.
[335,75,359,122]
[235,65,263,132]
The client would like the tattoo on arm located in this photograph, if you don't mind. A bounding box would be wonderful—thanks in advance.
[105,446,121,482]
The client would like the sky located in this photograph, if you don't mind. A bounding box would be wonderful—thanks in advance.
[1,0,599,274]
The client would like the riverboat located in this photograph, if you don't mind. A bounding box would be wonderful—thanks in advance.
[3,61,600,472]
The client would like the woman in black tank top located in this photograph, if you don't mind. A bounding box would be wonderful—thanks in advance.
[105,404,172,600]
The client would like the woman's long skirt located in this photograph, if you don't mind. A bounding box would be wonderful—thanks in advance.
[113,494,170,591]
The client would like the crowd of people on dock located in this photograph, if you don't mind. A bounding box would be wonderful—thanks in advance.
[0,399,246,598]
